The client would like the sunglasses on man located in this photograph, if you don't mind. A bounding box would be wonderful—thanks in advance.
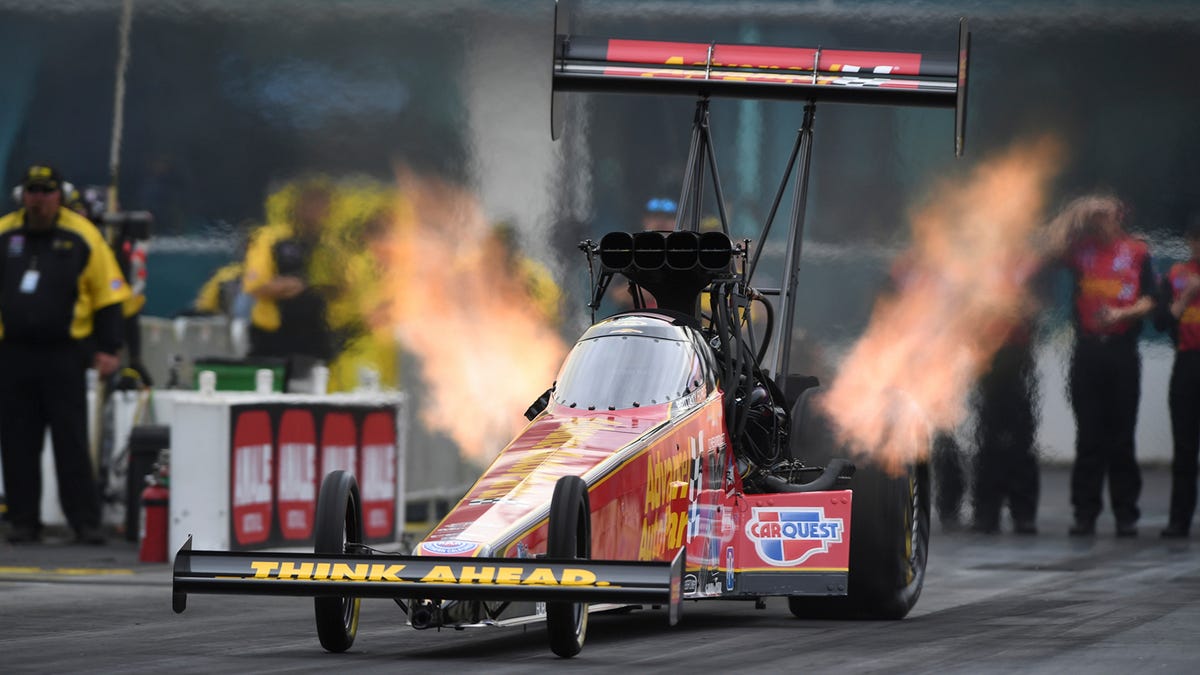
[25,185,59,194]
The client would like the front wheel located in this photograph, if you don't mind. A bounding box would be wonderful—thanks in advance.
[313,470,364,652]
[546,475,591,658]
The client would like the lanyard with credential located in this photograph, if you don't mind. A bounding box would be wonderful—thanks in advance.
[20,254,39,294]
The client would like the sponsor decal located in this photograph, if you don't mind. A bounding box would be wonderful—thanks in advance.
[420,540,480,556]
[638,446,691,560]
[320,412,357,478]
[231,410,273,546]
[8,235,24,256]
[247,561,609,586]
[110,278,123,290]
[1080,278,1123,299]
[359,411,397,539]
[465,416,618,507]
[686,442,702,542]
[683,573,698,594]
[745,507,844,566]
[725,546,735,591]
[276,409,317,541]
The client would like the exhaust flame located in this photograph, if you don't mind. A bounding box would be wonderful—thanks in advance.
[375,168,569,463]
[819,137,1064,474]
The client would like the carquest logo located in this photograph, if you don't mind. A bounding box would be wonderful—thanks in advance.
[419,540,480,556]
[745,507,843,566]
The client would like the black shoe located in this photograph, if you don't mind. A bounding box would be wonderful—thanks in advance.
[6,526,42,544]
[1068,519,1096,536]
[1013,519,1038,535]
[1116,522,1138,538]
[1161,524,1190,539]
[74,526,108,545]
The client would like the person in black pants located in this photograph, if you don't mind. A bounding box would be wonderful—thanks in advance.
[932,432,966,530]
[0,165,130,544]
[1157,221,1200,538]
[1049,194,1156,537]
[972,339,1040,534]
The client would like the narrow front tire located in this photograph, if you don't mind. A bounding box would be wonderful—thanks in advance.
[313,470,364,652]
[546,475,591,658]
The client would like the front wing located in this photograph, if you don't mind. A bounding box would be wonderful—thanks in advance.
[172,537,685,625]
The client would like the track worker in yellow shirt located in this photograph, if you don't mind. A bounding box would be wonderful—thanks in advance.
[0,164,131,545]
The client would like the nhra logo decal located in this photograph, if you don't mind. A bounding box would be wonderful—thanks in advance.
[745,507,844,566]
[420,540,480,556]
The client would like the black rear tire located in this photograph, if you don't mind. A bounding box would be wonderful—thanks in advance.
[786,387,932,619]
[546,475,591,658]
[313,470,363,652]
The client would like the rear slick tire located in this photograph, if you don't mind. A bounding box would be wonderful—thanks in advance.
[787,461,930,619]
[787,387,931,619]
[546,475,591,658]
[313,470,364,652]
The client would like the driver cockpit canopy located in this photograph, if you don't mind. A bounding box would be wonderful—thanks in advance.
[552,313,716,412]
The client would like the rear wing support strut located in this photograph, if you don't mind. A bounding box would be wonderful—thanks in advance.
[765,102,816,383]
[674,98,732,238]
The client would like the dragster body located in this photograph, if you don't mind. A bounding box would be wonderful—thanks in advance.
[174,313,854,645]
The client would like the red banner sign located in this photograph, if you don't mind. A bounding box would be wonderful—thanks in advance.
[275,409,317,541]
[231,410,273,546]
[359,411,398,539]
[228,403,401,550]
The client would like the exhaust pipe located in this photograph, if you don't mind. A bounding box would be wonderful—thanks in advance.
[599,231,634,270]
[632,231,667,270]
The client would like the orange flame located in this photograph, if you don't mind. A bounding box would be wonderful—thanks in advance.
[819,137,1065,474]
[375,168,569,463]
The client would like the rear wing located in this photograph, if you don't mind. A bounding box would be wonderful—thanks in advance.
[551,4,970,155]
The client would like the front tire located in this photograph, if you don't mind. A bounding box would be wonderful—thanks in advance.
[313,470,363,652]
[546,475,591,658]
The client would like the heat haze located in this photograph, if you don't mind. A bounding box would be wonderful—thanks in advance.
[374,168,569,463]
[818,137,1065,474]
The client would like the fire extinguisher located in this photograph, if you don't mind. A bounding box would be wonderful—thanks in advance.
[139,476,169,563]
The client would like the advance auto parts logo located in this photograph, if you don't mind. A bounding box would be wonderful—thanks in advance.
[745,507,844,566]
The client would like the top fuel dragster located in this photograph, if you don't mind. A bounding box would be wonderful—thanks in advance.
[172,0,970,658]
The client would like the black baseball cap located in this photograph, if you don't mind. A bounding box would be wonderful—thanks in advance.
[21,164,63,191]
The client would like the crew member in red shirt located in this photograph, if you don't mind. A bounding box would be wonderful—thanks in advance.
[1157,220,1200,539]
[1049,194,1156,537]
